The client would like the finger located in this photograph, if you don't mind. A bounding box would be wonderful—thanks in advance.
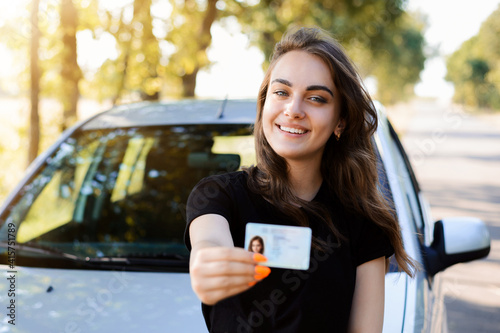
[198,274,256,292]
[200,260,256,277]
[200,261,272,280]
[191,265,271,305]
[196,247,267,264]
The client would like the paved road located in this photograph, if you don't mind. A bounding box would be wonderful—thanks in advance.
[388,99,500,333]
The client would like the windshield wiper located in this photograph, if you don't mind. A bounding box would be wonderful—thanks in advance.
[0,242,189,270]
[0,241,83,262]
[121,253,188,260]
[86,253,189,267]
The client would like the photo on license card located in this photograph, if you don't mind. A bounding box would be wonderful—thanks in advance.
[245,222,312,270]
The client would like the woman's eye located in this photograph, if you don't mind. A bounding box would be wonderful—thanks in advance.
[273,90,288,97]
[310,96,327,103]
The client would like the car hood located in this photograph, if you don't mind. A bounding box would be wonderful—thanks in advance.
[0,265,206,332]
[1,267,407,332]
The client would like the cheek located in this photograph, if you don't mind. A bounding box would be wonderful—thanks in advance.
[261,105,274,136]
[321,108,339,135]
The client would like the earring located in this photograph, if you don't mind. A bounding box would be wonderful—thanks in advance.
[335,132,341,141]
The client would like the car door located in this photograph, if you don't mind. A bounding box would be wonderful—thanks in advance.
[375,108,446,333]
[385,120,450,333]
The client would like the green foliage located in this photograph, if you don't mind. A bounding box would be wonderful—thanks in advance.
[0,0,429,201]
[0,1,58,96]
[165,0,218,97]
[128,0,160,100]
[370,13,426,104]
[89,0,161,103]
[232,0,425,104]
[88,0,218,100]
[446,5,500,110]
[1,0,425,104]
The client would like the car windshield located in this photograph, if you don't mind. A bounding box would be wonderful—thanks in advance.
[2,124,254,263]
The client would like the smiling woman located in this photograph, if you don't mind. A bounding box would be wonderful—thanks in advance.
[186,26,417,333]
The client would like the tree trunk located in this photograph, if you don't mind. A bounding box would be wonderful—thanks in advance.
[112,49,129,106]
[28,0,40,166]
[182,69,198,98]
[134,0,160,101]
[60,0,81,131]
[181,0,217,97]
[141,90,160,101]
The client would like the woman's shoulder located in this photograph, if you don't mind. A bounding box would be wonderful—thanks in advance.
[187,171,249,222]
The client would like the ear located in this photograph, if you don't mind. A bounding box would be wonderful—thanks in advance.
[334,119,346,136]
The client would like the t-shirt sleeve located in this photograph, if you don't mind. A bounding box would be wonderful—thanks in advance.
[184,174,234,251]
[355,217,395,266]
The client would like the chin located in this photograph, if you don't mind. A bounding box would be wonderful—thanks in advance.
[276,152,312,162]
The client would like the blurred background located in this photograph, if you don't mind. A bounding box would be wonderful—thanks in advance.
[0,0,499,194]
[0,0,499,331]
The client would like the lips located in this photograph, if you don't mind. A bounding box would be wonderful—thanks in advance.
[278,125,308,134]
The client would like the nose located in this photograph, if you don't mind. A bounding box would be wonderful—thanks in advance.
[284,97,305,119]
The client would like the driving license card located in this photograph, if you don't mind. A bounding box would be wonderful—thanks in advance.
[245,222,312,270]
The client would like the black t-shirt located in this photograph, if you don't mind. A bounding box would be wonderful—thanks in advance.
[185,171,394,333]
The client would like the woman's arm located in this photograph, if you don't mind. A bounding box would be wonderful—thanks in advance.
[189,214,270,305]
[348,256,386,333]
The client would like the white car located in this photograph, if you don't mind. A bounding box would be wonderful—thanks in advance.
[0,100,490,332]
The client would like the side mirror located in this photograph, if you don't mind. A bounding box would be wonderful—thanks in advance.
[423,217,490,276]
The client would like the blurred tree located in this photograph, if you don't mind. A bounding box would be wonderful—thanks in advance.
[0,0,62,165]
[92,7,132,104]
[165,0,218,97]
[2,0,426,110]
[231,0,425,104]
[60,0,82,131]
[446,5,500,109]
[369,14,426,104]
[29,0,41,165]
[0,0,99,162]
[130,0,161,101]
[92,0,161,103]
[54,0,425,102]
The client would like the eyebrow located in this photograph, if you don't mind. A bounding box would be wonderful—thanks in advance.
[307,85,334,98]
[271,78,334,98]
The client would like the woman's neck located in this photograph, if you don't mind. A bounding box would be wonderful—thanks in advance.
[287,159,323,202]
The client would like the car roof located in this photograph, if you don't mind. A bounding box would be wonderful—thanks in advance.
[81,99,258,130]
[80,99,390,130]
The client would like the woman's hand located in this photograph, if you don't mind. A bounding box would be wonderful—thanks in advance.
[190,246,270,305]
[189,214,271,305]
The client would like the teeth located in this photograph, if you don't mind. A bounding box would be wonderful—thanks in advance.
[280,126,306,134]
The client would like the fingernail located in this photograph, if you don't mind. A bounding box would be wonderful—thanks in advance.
[255,265,271,276]
[253,253,268,262]
[248,281,257,286]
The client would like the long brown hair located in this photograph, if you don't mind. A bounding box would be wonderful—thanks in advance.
[245,26,416,276]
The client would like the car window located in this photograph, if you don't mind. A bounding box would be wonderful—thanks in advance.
[4,124,254,262]
[373,139,395,212]
[386,122,424,237]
